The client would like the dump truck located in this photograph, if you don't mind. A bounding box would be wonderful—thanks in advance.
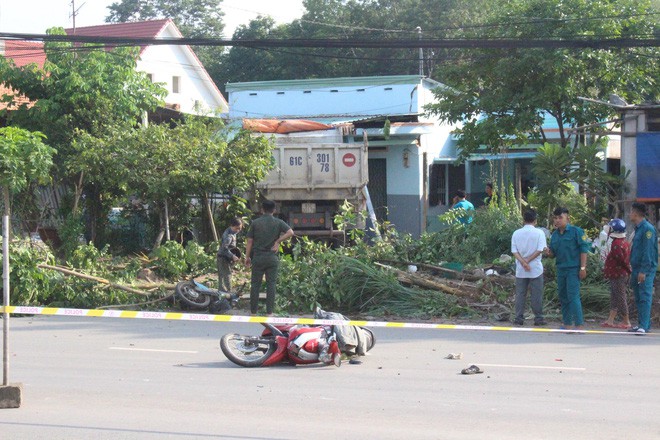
[248,120,369,238]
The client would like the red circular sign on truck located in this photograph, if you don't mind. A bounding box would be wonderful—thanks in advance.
[342,153,356,167]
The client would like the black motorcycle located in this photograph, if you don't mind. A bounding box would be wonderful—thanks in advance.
[175,278,240,314]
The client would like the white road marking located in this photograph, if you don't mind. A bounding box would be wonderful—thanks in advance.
[477,363,586,371]
[109,347,198,354]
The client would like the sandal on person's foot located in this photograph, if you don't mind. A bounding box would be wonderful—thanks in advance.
[601,322,614,328]
[614,323,631,329]
[461,365,483,375]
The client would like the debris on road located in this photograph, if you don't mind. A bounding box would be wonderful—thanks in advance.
[461,365,484,375]
[445,353,463,360]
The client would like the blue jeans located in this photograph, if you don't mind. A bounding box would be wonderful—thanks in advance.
[557,268,584,326]
[631,271,655,331]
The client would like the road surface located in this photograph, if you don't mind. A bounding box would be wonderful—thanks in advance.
[1,315,659,439]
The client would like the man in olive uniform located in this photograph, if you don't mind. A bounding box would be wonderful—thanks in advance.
[245,200,294,315]
[628,203,658,334]
[546,207,590,330]
[217,217,242,292]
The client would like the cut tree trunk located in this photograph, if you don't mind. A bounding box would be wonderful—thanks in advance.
[37,264,154,296]
[375,263,464,296]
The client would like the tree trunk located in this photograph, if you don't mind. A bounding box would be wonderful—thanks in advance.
[164,198,170,241]
[152,206,165,250]
[203,194,218,242]
[72,171,84,215]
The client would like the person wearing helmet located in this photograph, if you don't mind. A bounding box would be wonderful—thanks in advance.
[602,218,632,329]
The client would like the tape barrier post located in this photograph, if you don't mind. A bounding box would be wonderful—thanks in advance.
[0,305,643,336]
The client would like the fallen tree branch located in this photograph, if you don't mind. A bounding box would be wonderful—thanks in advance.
[97,293,175,309]
[37,264,152,296]
[375,262,464,296]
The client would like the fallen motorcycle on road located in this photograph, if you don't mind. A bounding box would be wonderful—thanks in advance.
[175,278,240,314]
[220,308,376,367]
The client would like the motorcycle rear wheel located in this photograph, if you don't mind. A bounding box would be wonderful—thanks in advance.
[220,334,277,367]
[175,281,211,309]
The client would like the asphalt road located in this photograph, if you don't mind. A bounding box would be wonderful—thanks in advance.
[1,315,659,440]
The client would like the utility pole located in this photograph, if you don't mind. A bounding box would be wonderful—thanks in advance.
[70,0,86,33]
[416,26,424,76]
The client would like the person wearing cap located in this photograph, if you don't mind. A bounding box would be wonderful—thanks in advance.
[628,203,658,334]
[602,218,632,329]
[217,217,243,292]
[546,207,590,330]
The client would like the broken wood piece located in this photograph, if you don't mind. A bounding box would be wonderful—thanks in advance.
[37,263,152,296]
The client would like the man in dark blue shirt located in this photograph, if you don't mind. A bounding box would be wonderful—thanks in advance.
[628,203,658,334]
[547,207,590,330]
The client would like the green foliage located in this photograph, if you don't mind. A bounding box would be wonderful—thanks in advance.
[216,0,493,87]
[150,240,216,279]
[0,127,55,192]
[8,242,56,305]
[427,0,659,158]
[402,187,522,266]
[529,141,623,227]
[59,213,85,260]
[151,241,188,278]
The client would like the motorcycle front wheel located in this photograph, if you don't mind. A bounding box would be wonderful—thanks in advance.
[175,281,211,309]
[220,334,277,367]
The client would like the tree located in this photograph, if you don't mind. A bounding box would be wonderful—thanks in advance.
[106,0,225,86]
[216,0,494,86]
[0,27,166,243]
[426,0,659,160]
[0,126,55,385]
[69,117,274,249]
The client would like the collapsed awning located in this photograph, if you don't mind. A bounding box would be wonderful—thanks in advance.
[242,119,334,134]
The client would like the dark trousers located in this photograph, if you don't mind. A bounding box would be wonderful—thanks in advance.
[217,256,232,293]
[250,254,280,314]
[514,275,544,323]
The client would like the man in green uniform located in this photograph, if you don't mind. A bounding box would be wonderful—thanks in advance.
[245,200,294,315]
[628,202,658,334]
[546,207,590,330]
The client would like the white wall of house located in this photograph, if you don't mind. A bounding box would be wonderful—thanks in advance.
[138,25,227,115]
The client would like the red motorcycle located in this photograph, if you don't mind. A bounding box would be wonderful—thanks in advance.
[220,309,376,368]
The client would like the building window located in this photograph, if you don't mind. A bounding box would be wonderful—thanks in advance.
[384,87,393,91]
[303,90,312,94]
[357,88,365,92]
[172,76,181,93]
[249,93,258,96]
[277,91,285,95]
[330,89,339,93]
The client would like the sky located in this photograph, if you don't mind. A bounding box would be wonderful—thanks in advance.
[0,0,305,37]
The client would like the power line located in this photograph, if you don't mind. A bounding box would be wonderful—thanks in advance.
[1,32,658,49]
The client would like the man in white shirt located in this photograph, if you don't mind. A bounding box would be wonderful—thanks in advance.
[511,209,548,326]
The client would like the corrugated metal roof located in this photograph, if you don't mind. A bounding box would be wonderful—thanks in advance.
[226,75,444,92]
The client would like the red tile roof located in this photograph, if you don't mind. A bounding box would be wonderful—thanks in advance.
[1,41,46,110]
[2,40,46,68]
[65,19,176,55]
